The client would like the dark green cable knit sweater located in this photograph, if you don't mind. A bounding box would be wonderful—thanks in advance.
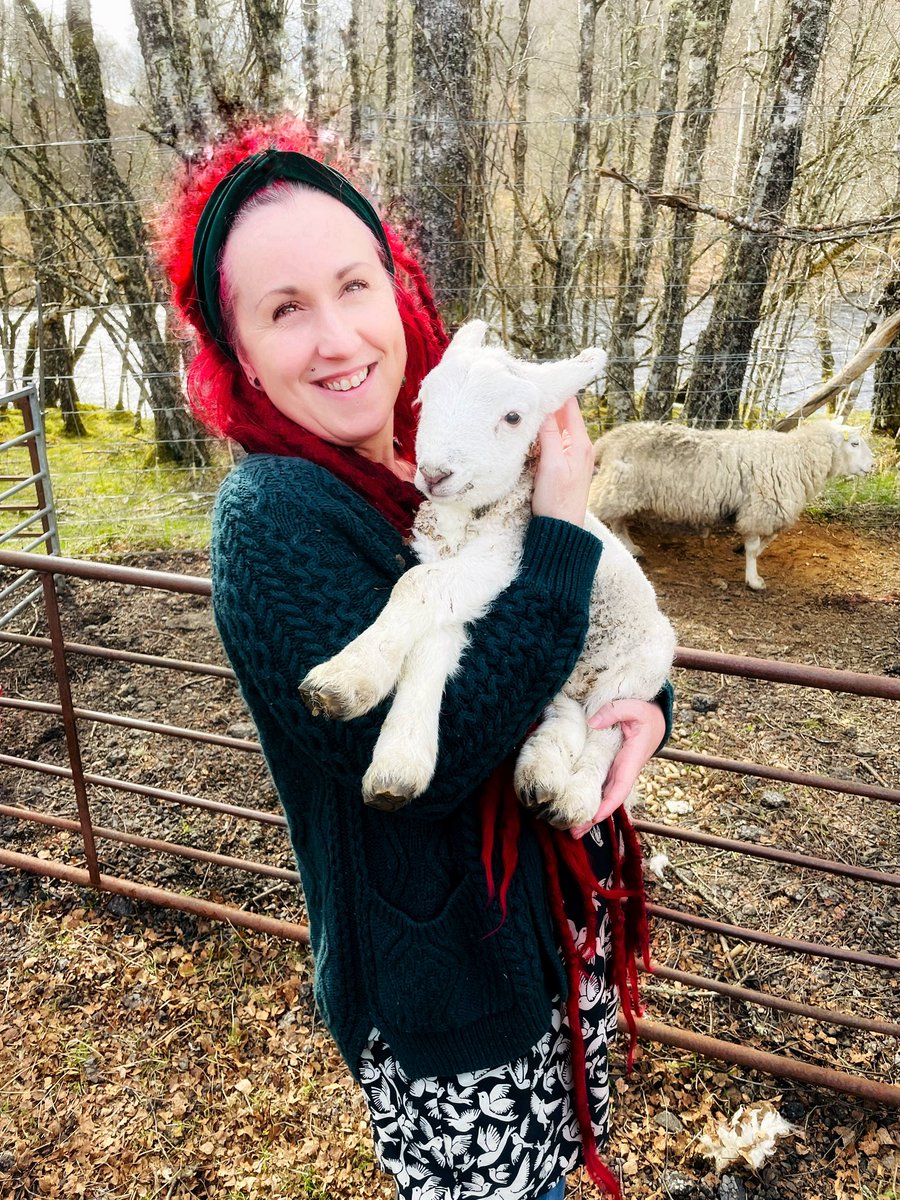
[211,453,667,1082]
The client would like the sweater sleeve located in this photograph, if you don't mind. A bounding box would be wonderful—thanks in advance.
[211,459,602,819]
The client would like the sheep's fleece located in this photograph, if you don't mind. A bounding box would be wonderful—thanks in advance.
[589,419,874,589]
[300,320,676,829]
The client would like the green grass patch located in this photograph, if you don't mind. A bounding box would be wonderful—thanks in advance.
[0,403,232,556]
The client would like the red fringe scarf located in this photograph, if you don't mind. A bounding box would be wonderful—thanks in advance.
[479,757,652,1199]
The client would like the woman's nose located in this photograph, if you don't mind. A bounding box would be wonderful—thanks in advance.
[314,304,361,358]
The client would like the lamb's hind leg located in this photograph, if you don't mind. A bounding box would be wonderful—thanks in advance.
[515,693,588,818]
[362,625,467,810]
[525,721,625,830]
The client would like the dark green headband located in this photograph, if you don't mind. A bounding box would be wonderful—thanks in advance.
[192,146,395,359]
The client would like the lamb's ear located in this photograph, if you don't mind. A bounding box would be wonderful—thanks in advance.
[446,319,490,355]
[511,347,607,410]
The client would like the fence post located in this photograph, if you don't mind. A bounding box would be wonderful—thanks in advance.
[38,563,102,888]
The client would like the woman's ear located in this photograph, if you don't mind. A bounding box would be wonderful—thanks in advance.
[235,347,261,389]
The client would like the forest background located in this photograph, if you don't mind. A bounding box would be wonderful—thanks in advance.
[0,0,899,547]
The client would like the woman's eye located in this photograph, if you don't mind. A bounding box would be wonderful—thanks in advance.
[504,412,522,426]
[344,278,369,295]
[273,300,301,320]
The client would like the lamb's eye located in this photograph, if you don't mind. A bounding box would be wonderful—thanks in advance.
[504,412,521,426]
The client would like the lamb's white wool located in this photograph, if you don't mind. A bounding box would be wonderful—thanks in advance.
[699,1102,798,1173]
[300,321,676,827]
[589,419,874,589]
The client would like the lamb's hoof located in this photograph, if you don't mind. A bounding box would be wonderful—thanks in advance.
[517,786,571,830]
[746,579,767,592]
[298,679,350,719]
[299,668,379,719]
[363,783,414,812]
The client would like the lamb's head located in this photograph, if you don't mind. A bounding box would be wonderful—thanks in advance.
[823,420,875,478]
[414,320,606,509]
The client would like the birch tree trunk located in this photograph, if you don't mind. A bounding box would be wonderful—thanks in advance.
[193,0,237,123]
[301,0,321,125]
[19,73,85,434]
[871,278,900,436]
[130,0,213,155]
[644,0,732,420]
[346,0,362,153]
[606,1,685,421]
[683,0,833,426]
[547,0,604,355]
[244,0,287,113]
[409,0,482,326]
[381,0,401,191]
[511,0,530,269]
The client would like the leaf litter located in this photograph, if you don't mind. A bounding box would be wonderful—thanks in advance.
[2,516,899,1198]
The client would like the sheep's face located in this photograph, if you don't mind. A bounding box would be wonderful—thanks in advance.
[414,321,606,509]
[829,423,875,478]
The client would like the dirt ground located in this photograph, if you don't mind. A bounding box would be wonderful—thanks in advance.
[1,513,899,1200]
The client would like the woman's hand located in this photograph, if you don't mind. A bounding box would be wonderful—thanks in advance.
[570,698,667,838]
[531,395,595,527]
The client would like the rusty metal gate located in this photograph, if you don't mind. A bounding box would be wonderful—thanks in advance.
[0,546,898,1108]
[0,387,60,631]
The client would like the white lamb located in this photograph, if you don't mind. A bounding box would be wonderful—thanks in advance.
[589,420,875,590]
[299,321,676,829]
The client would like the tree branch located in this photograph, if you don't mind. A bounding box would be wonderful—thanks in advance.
[599,165,900,244]
[774,308,900,430]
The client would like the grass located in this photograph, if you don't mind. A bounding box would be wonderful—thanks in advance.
[0,403,232,557]
[2,399,898,559]
[809,456,900,525]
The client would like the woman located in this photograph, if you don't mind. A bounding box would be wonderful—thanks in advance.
[158,118,672,1200]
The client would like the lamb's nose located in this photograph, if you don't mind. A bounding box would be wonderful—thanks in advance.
[419,466,453,489]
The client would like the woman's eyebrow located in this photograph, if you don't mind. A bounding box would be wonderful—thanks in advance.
[336,261,371,279]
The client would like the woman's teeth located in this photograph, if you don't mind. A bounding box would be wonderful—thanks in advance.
[322,366,370,391]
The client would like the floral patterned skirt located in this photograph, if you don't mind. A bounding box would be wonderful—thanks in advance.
[358,869,617,1200]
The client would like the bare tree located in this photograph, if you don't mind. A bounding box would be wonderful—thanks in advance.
[683,0,834,426]
[243,0,287,113]
[20,75,86,434]
[871,277,900,436]
[301,0,321,125]
[606,0,685,420]
[14,0,207,462]
[643,0,732,420]
[408,0,483,325]
[546,0,605,354]
[130,0,216,155]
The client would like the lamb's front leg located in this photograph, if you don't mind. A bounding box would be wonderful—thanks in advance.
[362,624,468,810]
[300,540,519,720]
[300,561,460,719]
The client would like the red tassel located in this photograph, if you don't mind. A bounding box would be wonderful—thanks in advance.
[479,772,653,1198]
[535,823,623,1200]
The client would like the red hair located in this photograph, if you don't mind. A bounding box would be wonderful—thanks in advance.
[154,115,447,462]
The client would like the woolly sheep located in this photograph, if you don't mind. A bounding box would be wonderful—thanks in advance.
[588,420,875,590]
[299,321,676,829]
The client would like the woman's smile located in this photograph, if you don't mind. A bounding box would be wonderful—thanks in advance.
[318,363,372,392]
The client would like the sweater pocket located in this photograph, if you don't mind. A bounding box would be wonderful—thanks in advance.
[366,874,515,1036]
